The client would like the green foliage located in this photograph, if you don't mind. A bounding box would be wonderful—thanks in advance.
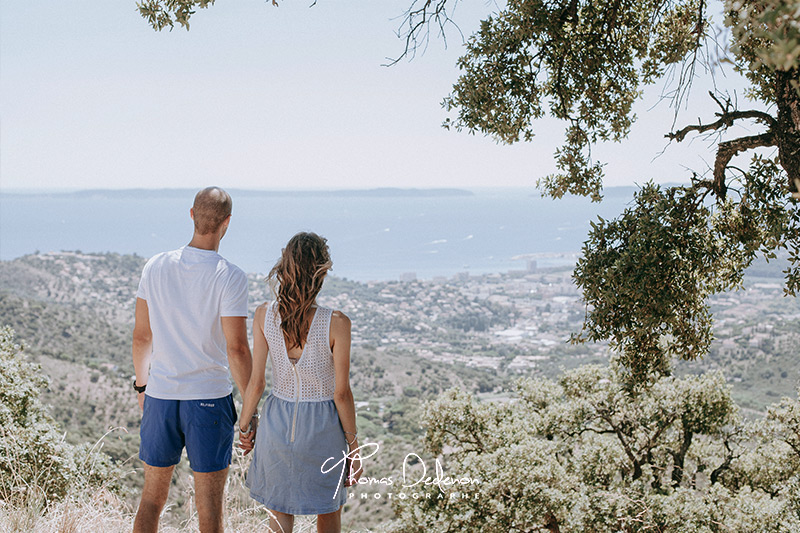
[436,0,800,384]
[137,0,215,31]
[573,184,719,381]
[574,161,800,383]
[728,0,800,96]
[0,326,121,506]
[441,0,708,201]
[441,0,800,383]
[440,0,800,384]
[391,365,800,532]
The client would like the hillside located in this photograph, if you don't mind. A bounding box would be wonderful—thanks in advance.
[0,251,515,528]
[1,250,798,529]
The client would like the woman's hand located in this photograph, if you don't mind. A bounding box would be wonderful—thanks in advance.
[238,415,258,455]
[345,442,363,486]
[238,304,268,457]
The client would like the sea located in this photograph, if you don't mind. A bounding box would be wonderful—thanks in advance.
[0,187,638,281]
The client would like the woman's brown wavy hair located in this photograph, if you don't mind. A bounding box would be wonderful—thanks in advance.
[268,232,332,350]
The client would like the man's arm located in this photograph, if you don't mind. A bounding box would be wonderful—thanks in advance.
[221,316,252,398]
[132,297,153,410]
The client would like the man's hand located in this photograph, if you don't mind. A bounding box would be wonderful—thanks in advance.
[138,391,145,411]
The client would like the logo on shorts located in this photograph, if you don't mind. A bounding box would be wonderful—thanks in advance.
[199,402,215,407]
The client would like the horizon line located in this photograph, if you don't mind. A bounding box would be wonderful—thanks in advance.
[0,183,679,195]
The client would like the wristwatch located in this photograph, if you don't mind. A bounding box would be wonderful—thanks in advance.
[132,379,147,394]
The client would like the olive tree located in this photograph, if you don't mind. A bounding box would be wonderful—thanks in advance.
[434,0,800,382]
[388,366,800,532]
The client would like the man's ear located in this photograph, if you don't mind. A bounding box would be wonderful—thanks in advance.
[190,207,195,221]
[219,214,232,238]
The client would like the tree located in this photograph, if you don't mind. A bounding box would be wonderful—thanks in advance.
[432,0,800,383]
[0,326,120,505]
[389,366,800,532]
[137,0,799,383]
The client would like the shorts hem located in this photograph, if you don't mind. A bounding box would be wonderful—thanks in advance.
[139,455,180,468]
[189,464,231,474]
[190,461,232,473]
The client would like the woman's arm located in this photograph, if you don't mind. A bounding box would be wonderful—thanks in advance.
[331,310,362,485]
[238,303,268,454]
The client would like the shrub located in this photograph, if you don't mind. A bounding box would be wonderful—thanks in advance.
[0,326,121,506]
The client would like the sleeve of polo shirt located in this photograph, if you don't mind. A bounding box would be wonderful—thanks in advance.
[221,268,248,317]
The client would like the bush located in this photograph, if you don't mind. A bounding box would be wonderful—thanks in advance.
[0,326,121,506]
[390,365,800,532]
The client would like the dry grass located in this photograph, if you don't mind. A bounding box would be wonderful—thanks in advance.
[0,483,342,533]
[0,449,385,533]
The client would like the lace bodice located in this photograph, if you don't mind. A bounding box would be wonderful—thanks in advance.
[264,302,336,402]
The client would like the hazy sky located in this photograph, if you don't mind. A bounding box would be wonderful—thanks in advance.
[1,0,759,191]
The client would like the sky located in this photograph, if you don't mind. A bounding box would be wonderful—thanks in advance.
[0,0,761,191]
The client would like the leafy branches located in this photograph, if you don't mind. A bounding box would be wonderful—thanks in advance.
[442,0,708,201]
[574,185,718,382]
[393,365,800,532]
[431,0,799,381]
[137,0,217,31]
[574,169,800,384]
[0,327,121,505]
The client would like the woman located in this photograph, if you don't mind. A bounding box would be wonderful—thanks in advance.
[238,232,362,533]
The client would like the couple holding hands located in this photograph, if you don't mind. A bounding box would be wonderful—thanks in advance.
[132,187,362,533]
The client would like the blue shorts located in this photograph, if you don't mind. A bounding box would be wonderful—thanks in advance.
[139,394,237,473]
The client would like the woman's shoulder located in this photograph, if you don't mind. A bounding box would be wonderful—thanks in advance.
[255,301,272,313]
[314,304,344,319]
[255,301,276,319]
[329,309,351,328]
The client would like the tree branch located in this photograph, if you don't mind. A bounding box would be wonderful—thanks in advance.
[667,109,777,143]
[665,91,781,199]
[667,90,776,143]
[385,0,461,66]
[713,132,776,199]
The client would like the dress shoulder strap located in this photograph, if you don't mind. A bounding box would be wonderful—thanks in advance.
[263,301,280,333]
[304,306,333,354]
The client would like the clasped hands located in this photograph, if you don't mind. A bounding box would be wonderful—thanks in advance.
[238,415,258,455]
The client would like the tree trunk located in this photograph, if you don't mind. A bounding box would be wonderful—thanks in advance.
[544,512,561,533]
[671,422,693,488]
[775,69,800,197]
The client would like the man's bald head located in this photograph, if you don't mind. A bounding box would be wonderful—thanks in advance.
[192,187,232,235]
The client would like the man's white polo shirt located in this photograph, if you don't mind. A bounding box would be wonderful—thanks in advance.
[137,245,248,400]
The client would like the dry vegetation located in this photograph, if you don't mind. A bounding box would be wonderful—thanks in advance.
[0,450,388,533]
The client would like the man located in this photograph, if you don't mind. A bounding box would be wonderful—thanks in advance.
[132,187,253,533]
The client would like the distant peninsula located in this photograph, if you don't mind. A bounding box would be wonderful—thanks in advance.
[1,187,475,198]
